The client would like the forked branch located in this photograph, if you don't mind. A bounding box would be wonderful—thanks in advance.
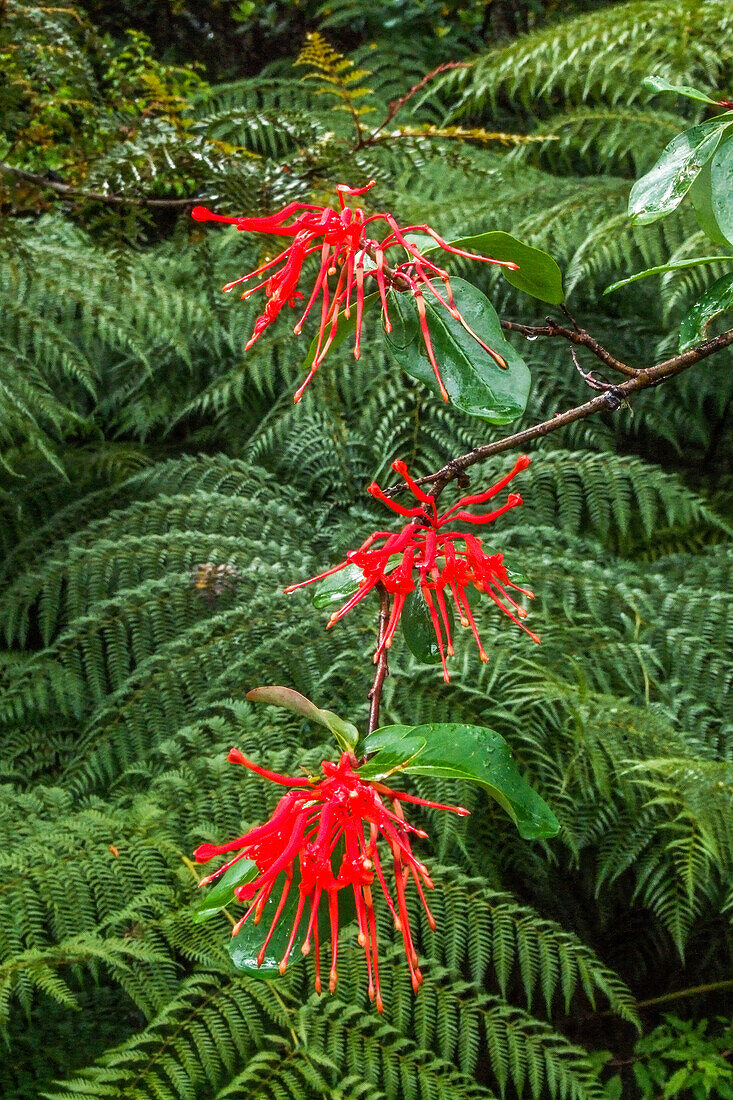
[385,324,733,498]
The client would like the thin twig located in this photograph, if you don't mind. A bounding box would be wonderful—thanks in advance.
[367,584,391,736]
[385,326,733,498]
[0,162,199,208]
[501,318,639,377]
[593,976,733,1021]
[365,62,470,145]
[635,978,733,1010]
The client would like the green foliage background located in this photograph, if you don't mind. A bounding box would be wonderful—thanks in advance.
[1,1,732,1097]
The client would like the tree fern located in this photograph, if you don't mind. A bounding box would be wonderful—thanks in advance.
[438,0,733,120]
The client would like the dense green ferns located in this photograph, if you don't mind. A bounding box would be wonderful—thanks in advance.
[1,1,732,1098]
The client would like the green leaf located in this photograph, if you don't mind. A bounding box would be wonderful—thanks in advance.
[384,277,531,424]
[229,872,303,977]
[229,861,352,978]
[503,560,532,588]
[679,272,733,351]
[311,563,363,609]
[192,858,258,923]
[690,159,732,245]
[401,587,454,664]
[643,75,721,106]
[711,135,733,245]
[246,686,358,754]
[430,232,564,304]
[603,256,730,295]
[356,734,424,778]
[300,291,379,375]
[629,121,728,224]
[360,723,560,840]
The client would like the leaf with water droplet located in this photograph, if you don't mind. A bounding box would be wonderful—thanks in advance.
[679,272,733,351]
[360,723,560,839]
[643,75,721,107]
[384,278,530,424]
[192,858,258,923]
[311,564,363,609]
[711,134,733,246]
[690,159,732,246]
[629,120,729,225]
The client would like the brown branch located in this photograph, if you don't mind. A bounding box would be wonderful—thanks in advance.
[367,584,391,736]
[385,326,733,498]
[0,162,199,208]
[501,316,639,377]
[364,62,470,145]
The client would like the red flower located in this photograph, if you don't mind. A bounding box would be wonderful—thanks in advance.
[285,455,538,680]
[194,748,469,1011]
[193,183,517,403]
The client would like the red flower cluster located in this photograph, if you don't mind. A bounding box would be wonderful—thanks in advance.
[194,748,468,1011]
[192,182,517,403]
[286,454,538,680]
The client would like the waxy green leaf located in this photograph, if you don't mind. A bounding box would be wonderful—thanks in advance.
[679,272,733,351]
[711,136,733,246]
[629,120,728,224]
[229,871,306,977]
[603,256,729,296]
[229,858,353,979]
[384,277,530,424]
[643,75,722,106]
[401,587,454,665]
[246,686,358,753]
[690,159,732,245]
[311,563,362,609]
[357,725,428,777]
[192,858,258,923]
[435,231,564,304]
[360,723,559,840]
